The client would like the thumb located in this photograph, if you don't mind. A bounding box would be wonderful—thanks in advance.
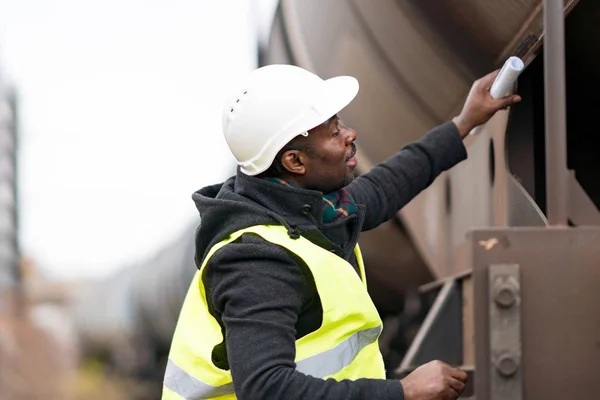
[495,94,521,110]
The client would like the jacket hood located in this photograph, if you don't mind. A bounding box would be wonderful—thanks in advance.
[192,169,331,265]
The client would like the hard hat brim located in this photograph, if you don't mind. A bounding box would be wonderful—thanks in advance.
[321,75,360,124]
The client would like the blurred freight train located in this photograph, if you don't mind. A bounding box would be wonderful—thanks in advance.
[70,223,199,379]
[69,0,600,396]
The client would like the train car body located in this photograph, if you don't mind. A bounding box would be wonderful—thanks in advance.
[261,0,600,285]
[261,1,600,398]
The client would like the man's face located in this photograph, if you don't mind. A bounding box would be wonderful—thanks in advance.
[293,114,358,193]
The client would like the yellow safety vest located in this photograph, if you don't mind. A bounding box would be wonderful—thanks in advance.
[162,224,385,400]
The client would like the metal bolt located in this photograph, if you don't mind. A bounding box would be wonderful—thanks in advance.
[493,278,519,308]
[496,353,520,377]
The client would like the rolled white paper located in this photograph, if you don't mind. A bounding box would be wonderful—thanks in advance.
[469,56,524,135]
[489,56,524,99]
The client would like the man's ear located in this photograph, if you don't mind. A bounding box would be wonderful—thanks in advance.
[280,150,306,176]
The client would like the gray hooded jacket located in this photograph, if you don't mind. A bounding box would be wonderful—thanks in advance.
[191,121,467,400]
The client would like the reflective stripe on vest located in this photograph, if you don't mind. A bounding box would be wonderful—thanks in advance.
[164,325,382,399]
[164,359,234,399]
[162,225,385,400]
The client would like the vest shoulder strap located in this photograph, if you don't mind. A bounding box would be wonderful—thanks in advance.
[199,224,367,284]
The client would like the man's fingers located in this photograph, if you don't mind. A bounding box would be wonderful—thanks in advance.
[476,69,500,89]
[494,94,522,110]
[450,367,468,381]
[447,376,466,393]
[446,387,461,400]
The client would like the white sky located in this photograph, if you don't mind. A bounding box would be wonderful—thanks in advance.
[0,0,278,280]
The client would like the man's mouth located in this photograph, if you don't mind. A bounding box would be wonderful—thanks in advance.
[346,144,357,161]
[346,145,358,167]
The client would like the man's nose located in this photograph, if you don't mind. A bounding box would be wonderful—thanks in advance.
[344,126,357,144]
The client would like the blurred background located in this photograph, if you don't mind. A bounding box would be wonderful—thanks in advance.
[0,0,278,398]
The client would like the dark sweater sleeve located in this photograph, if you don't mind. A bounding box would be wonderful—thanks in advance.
[347,121,467,231]
[203,234,404,400]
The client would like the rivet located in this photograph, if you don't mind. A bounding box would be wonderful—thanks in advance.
[496,353,519,377]
[493,277,519,308]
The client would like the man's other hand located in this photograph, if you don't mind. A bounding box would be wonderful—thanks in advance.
[452,69,522,138]
[400,360,468,400]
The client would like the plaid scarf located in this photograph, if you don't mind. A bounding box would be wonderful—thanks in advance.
[264,178,357,223]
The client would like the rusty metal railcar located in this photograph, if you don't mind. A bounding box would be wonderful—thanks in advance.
[262,0,600,398]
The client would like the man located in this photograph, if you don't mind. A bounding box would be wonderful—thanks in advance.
[162,64,520,400]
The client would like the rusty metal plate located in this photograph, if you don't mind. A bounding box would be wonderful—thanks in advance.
[470,227,600,400]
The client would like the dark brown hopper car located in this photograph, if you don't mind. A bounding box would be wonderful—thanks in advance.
[261,0,600,398]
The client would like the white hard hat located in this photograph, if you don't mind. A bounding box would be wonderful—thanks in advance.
[221,64,359,176]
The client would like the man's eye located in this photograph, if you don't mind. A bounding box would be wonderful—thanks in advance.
[332,131,340,137]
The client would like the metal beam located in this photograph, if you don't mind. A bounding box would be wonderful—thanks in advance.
[397,280,463,372]
[543,0,568,226]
